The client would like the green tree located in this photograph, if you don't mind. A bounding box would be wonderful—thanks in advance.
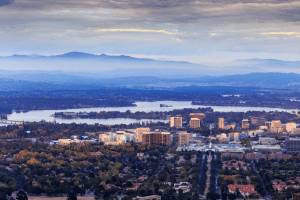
[228,193,236,200]
[16,191,28,200]
[67,190,77,200]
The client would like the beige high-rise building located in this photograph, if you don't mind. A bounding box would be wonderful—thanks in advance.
[170,117,182,128]
[271,120,281,128]
[135,128,150,143]
[179,132,189,146]
[189,118,200,128]
[242,119,250,129]
[286,122,297,132]
[218,118,224,129]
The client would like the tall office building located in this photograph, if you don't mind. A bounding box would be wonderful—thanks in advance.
[218,118,224,129]
[178,132,189,146]
[271,120,281,128]
[142,132,171,146]
[242,119,250,129]
[189,118,200,128]
[161,132,171,146]
[229,132,239,142]
[142,132,152,145]
[136,128,150,143]
[170,117,182,128]
[286,137,300,153]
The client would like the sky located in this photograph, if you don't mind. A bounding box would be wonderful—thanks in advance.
[1,0,300,64]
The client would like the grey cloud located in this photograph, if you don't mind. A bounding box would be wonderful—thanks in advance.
[0,0,13,6]
[3,0,300,25]
[10,0,299,10]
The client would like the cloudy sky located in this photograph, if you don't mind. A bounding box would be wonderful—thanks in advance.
[1,0,300,64]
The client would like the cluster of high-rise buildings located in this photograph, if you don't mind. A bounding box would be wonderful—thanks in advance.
[170,113,206,128]
[218,116,299,135]
[239,117,298,134]
[98,128,173,146]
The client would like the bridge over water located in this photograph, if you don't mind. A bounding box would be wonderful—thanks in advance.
[0,119,24,125]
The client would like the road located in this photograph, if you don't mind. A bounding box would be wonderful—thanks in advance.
[155,141,177,179]
[251,161,271,200]
[197,154,206,196]
[214,155,219,194]
[204,152,212,196]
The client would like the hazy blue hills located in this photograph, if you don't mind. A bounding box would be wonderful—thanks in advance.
[2,52,300,76]
[1,51,300,79]
[230,58,300,69]
[0,52,204,74]
[0,72,299,91]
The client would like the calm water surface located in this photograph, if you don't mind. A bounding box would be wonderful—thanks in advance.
[6,101,294,125]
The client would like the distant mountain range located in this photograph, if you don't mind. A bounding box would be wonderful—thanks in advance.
[0,52,300,90]
[0,71,299,91]
[1,52,300,76]
[0,52,214,75]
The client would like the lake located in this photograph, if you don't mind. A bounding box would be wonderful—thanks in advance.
[6,101,295,125]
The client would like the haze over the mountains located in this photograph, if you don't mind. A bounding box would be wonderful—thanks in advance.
[0,52,300,91]
[1,52,300,77]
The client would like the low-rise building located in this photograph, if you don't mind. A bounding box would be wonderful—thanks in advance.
[228,184,258,197]
[292,128,300,135]
[244,152,292,161]
[216,133,227,139]
[133,195,161,200]
[219,137,230,144]
[174,181,192,194]
[252,144,282,153]
[246,130,264,137]
[259,137,277,145]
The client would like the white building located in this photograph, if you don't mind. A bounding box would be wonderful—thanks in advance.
[246,130,264,137]
[259,137,277,145]
[174,182,191,194]
[292,128,300,135]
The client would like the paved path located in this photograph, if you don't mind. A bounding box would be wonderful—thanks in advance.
[204,152,212,196]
